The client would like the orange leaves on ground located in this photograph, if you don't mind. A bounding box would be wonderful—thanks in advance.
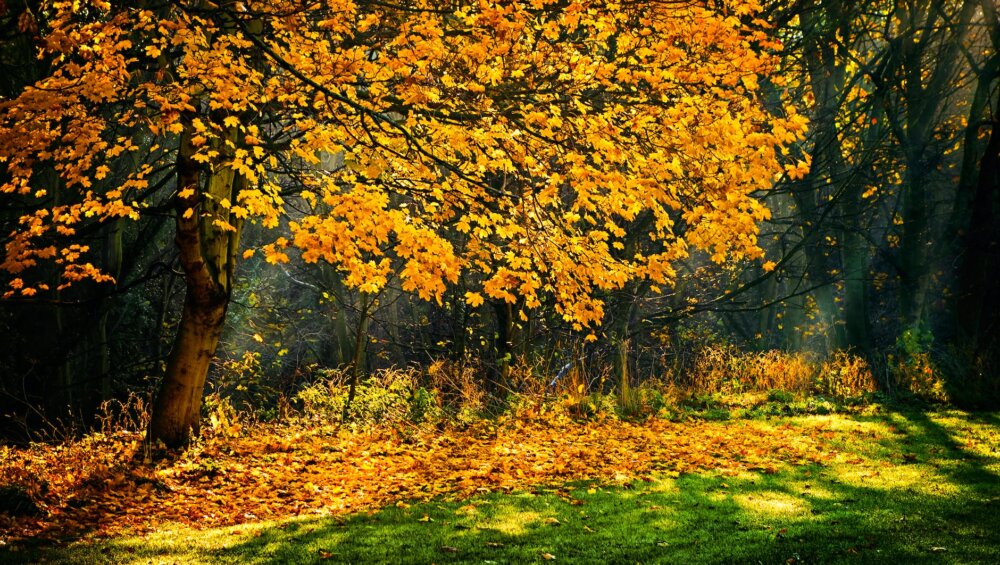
[0,418,837,543]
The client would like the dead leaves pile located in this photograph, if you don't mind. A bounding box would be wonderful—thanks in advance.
[0,418,838,543]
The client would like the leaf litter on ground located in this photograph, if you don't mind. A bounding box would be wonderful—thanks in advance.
[0,416,841,544]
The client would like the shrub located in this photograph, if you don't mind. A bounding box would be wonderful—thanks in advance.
[816,351,877,399]
[95,392,151,435]
[203,393,243,438]
[746,350,816,392]
[209,351,282,422]
[0,484,40,517]
[767,389,794,403]
[689,343,743,394]
[295,368,444,426]
[937,343,1000,409]
[425,359,486,419]
[891,329,948,403]
[684,345,820,396]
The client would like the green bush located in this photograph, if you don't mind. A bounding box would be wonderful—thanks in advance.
[766,389,794,403]
[891,329,948,403]
[208,351,282,422]
[295,369,443,425]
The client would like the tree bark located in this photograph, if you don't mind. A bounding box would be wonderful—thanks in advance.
[149,293,228,444]
[148,118,245,448]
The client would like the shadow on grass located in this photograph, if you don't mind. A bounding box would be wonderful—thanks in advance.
[223,473,998,564]
[897,409,999,485]
[38,465,999,564]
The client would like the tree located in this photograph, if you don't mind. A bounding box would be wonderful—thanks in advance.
[951,0,999,400]
[0,0,806,447]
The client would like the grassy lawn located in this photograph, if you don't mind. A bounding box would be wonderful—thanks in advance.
[4,408,999,564]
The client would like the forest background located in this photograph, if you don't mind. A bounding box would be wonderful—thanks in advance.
[0,0,997,446]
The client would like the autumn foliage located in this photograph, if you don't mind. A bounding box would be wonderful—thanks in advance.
[0,0,812,446]
[0,0,804,322]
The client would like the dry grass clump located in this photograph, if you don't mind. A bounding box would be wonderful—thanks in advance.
[684,345,876,399]
[817,351,878,398]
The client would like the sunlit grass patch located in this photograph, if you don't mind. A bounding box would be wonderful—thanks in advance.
[734,491,809,516]
[472,504,546,536]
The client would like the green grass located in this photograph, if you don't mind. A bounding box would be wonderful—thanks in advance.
[5,408,999,564]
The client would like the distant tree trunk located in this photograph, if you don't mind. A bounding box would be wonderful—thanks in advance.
[841,230,872,353]
[450,285,468,362]
[953,1,999,355]
[494,300,514,387]
[96,218,123,403]
[343,292,372,422]
[887,0,976,331]
[794,2,850,352]
[149,120,245,448]
[319,267,354,367]
[956,95,1000,353]
[898,153,930,329]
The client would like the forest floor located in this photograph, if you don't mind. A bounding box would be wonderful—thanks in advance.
[1,404,999,563]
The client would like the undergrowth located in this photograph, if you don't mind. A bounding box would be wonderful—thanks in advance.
[0,345,954,451]
[193,345,956,435]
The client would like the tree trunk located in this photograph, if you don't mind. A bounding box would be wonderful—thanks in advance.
[148,117,245,448]
[953,2,999,352]
[494,300,514,387]
[342,292,371,422]
[841,231,871,353]
[795,2,849,352]
[149,293,228,445]
[891,0,976,330]
[956,97,1000,352]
